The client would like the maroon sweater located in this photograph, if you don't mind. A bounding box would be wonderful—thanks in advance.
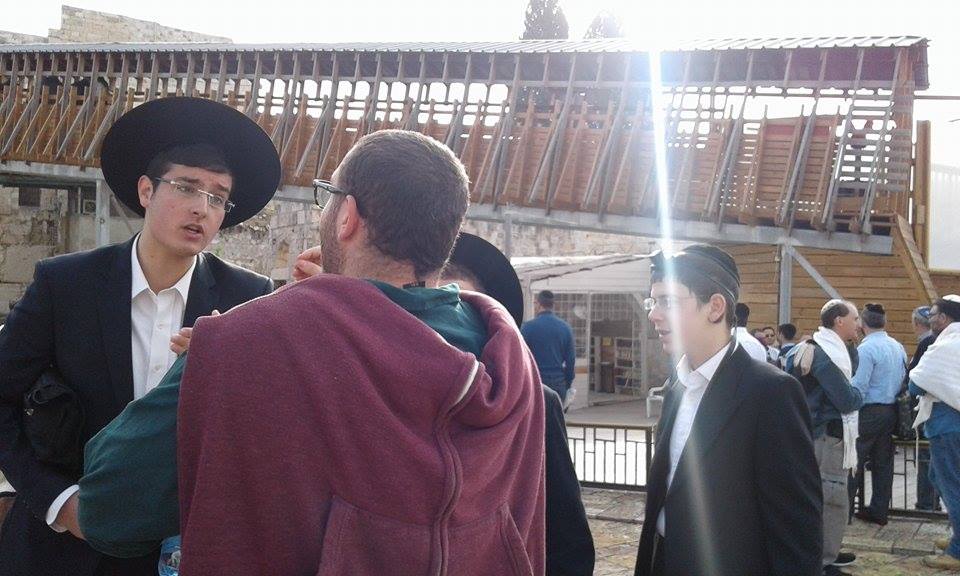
[177,275,546,576]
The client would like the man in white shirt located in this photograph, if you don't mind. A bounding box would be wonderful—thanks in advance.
[0,98,279,576]
[733,302,769,362]
[634,244,822,576]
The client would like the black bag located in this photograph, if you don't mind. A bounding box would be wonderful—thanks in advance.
[894,373,918,441]
[22,368,84,474]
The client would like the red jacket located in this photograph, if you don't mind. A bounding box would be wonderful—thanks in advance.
[177,275,546,575]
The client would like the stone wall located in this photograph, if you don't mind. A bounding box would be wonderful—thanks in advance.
[1,5,230,45]
[0,31,47,44]
[48,6,230,43]
[0,188,69,320]
[257,200,653,282]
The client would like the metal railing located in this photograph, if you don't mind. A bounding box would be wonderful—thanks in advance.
[855,438,949,520]
[568,424,949,521]
[565,423,655,491]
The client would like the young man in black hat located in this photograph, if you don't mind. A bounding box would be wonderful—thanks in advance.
[0,97,280,576]
[634,244,822,576]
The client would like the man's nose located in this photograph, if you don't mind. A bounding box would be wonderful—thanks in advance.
[190,194,210,216]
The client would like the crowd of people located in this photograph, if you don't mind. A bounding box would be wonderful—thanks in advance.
[737,297,960,573]
[0,96,958,576]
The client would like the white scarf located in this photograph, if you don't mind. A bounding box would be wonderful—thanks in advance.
[813,327,858,470]
[912,322,960,428]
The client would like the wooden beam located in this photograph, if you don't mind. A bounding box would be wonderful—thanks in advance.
[913,120,931,264]
[785,244,842,299]
[780,104,819,227]
[483,54,521,206]
[779,244,793,324]
[529,54,577,207]
[583,56,632,210]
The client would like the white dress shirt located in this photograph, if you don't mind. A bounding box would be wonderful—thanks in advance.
[734,327,768,363]
[46,235,196,531]
[656,342,731,536]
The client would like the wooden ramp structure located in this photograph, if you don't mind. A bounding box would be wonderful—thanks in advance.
[0,37,939,342]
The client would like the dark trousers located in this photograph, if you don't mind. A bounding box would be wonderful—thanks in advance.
[650,534,666,576]
[542,377,569,403]
[854,404,897,521]
[917,445,942,510]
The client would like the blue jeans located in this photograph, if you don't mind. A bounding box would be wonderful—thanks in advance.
[917,445,941,510]
[929,432,960,559]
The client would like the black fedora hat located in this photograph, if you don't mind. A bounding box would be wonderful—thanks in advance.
[449,233,524,327]
[100,97,281,229]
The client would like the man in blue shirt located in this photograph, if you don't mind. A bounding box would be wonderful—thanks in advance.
[910,296,960,571]
[910,306,941,512]
[849,303,907,526]
[522,290,576,404]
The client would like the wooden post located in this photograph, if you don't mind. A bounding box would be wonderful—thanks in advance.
[778,244,793,325]
[913,120,931,264]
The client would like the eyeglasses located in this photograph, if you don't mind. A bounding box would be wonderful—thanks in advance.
[153,178,234,213]
[642,295,696,312]
[313,179,348,209]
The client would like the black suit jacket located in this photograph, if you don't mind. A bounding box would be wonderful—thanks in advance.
[543,386,594,576]
[634,345,823,576]
[0,237,273,576]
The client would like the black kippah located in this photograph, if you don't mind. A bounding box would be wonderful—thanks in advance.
[649,245,741,303]
[865,303,885,316]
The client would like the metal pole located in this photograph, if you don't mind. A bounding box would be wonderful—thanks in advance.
[95,179,112,247]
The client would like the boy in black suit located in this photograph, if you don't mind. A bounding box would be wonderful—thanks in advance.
[0,97,280,576]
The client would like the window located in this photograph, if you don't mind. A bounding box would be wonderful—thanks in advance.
[551,292,589,358]
[17,187,41,208]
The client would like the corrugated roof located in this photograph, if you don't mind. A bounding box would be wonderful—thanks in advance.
[512,254,649,279]
[0,36,928,55]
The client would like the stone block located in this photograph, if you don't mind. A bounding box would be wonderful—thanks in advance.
[0,245,53,284]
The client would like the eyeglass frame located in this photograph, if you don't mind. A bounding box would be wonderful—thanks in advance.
[152,177,235,213]
[312,179,351,210]
[642,295,698,312]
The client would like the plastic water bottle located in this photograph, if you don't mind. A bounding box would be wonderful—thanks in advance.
[158,535,181,576]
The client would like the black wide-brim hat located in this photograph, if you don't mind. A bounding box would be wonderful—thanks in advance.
[100,97,281,228]
[450,233,524,327]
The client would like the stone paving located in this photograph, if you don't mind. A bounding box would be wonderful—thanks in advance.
[584,488,958,575]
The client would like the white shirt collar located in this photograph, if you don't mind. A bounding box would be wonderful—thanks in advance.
[130,234,197,302]
[676,342,731,390]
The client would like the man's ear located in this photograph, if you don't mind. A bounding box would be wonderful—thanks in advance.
[336,195,362,242]
[708,294,727,324]
[137,175,154,210]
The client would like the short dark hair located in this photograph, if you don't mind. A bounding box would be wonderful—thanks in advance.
[442,262,485,293]
[650,244,739,327]
[145,143,232,183]
[537,290,555,308]
[861,303,886,329]
[735,303,750,327]
[934,297,960,322]
[820,299,853,328]
[778,323,798,340]
[334,130,469,278]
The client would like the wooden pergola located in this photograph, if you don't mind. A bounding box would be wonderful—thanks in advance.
[0,37,938,340]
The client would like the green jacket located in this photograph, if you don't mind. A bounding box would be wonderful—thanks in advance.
[78,354,184,557]
[77,282,485,557]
